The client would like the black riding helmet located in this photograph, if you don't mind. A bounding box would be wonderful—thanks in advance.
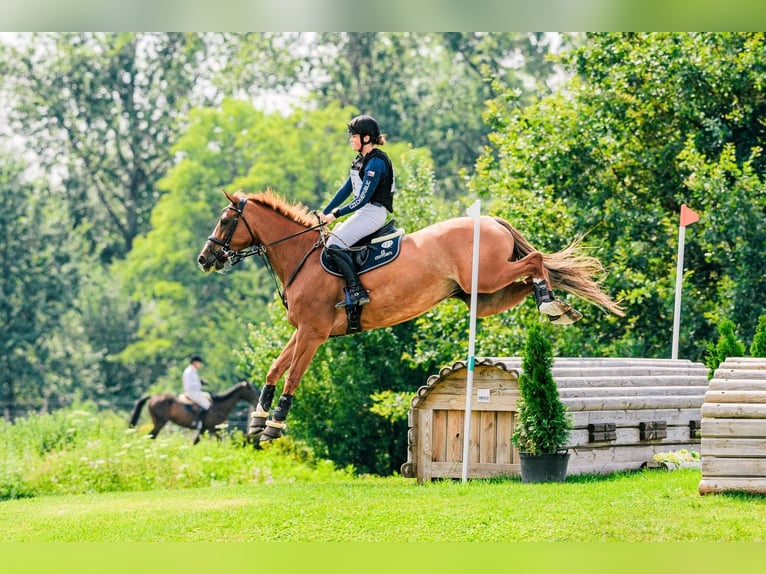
[347,114,381,146]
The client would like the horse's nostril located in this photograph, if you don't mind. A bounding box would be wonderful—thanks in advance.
[198,255,206,266]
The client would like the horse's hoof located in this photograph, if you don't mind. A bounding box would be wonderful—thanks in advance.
[538,299,572,317]
[549,308,583,325]
[247,412,268,440]
[259,420,286,444]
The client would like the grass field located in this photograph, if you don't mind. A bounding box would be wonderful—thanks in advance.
[2,468,765,542]
[3,410,766,573]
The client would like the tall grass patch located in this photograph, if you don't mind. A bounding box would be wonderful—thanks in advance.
[0,406,353,500]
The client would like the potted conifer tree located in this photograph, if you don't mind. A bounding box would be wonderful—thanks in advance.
[512,322,573,483]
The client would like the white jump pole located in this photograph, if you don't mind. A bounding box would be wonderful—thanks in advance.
[671,224,686,360]
[671,204,699,360]
[462,200,481,482]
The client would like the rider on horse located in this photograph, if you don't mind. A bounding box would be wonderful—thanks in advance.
[182,354,210,429]
[319,114,395,308]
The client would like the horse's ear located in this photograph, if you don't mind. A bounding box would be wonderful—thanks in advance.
[222,189,237,204]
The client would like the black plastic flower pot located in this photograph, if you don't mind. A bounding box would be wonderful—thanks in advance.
[519,451,570,483]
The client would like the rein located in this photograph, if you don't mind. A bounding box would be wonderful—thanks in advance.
[206,197,325,308]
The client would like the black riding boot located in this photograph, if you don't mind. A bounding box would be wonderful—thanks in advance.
[193,408,209,430]
[326,245,370,308]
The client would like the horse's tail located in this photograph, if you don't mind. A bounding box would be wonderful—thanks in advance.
[496,217,625,317]
[129,396,150,427]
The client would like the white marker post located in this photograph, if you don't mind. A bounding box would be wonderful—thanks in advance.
[671,204,700,360]
[462,200,481,482]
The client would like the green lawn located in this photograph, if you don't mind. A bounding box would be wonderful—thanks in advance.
[2,469,764,542]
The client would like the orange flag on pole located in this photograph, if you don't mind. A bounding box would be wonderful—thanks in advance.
[680,204,699,227]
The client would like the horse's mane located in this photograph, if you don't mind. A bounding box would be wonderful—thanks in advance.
[236,189,315,228]
[212,380,252,402]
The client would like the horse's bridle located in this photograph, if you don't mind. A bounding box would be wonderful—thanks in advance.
[205,197,259,268]
[204,196,326,307]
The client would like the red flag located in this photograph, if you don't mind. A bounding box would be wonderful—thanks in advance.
[680,204,699,227]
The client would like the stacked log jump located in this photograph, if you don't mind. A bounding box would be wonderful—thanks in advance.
[699,357,766,495]
[401,357,708,482]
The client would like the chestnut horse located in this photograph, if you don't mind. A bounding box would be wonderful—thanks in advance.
[129,380,260,444]
[197,190,624,444]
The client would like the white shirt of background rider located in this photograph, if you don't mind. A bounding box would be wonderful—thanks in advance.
[182,361,212,409]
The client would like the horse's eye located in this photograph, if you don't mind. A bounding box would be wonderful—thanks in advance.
[220,218,230,226]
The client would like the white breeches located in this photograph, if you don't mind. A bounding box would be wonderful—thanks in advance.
[326,203,387,248]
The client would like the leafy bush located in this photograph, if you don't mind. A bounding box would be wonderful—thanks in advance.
[652,449,700,465]
[705,318,746,379]
[511,323,572,455]
[0,407,352,501]
[750,314,766,357]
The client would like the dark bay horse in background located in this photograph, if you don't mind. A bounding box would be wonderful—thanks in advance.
[129,380,260,444]
[197,190,624,444]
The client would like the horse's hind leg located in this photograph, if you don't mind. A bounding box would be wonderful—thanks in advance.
[471,252,582,324]
[148,411,168,439]
[473,280,534,317]
[149,421,167,439]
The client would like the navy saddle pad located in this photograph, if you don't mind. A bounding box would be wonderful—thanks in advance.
[320,220,405,276]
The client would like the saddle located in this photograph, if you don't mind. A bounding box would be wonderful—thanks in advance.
[320,219,405,277]
[178,392,212,412]
[320,220,405,335]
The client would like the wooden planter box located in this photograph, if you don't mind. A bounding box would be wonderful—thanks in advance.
[401,357,708,482]
[699,357,766,495]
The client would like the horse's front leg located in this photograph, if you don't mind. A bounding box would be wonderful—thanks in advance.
[259,326,327,444]
[247,331,298,440]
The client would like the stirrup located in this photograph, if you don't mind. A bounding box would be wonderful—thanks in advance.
[335,288,370,308]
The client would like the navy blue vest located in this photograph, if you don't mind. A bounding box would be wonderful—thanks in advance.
[362,149,395,213]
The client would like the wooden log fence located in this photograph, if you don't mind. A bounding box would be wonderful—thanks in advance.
[699,357,766,495]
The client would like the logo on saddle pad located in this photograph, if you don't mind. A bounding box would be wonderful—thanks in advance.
[320,227,404,277]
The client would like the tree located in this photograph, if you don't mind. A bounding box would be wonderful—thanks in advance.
[705,318,746,379]
[1,33,213,262]
[512,323,572,455]
[0,153,98,417]
[750,315,766,358]
[306,33,572,199]
[467,33,766,361]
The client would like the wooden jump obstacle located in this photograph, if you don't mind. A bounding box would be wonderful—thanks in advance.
[699,357,766,495]
[400,357,708,482]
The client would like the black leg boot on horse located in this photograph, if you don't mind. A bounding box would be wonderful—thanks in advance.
[259,394,293,444]
[248,384,275,442]
[533,278,583,325]
[326,245,370,308]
